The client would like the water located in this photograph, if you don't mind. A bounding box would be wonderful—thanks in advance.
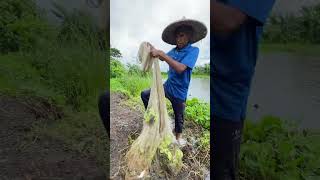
[188,77,210,103]
[188,53,320,129]
[247,53,320,129]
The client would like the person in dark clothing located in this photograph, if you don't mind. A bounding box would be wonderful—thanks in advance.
[98,91,110,138]
[211,1,275,179]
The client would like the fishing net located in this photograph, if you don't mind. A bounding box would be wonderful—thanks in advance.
[125,42,183,178]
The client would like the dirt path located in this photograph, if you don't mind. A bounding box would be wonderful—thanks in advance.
[110,93,210,179]
[0,95,106,179]
[110,93,143,179]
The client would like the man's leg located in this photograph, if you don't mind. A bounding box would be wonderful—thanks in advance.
[212,116,244,180]
[98,91,110,138]
[168,97,186,141]
[141,89,151,110]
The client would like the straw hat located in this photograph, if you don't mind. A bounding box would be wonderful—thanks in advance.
[162,17,207,45]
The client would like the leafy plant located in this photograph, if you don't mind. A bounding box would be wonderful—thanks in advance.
[199,131,210,150]
[240,116,320,180]
[0,0,50,53]
[185,98,210,129]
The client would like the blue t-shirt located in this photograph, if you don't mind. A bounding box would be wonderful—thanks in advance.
[211,0,275,121]
[164,43,199,101]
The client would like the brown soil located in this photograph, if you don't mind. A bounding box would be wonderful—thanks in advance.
[109,93,143,179]
[0,95,106,180]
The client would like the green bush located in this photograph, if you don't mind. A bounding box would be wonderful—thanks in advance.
[185,98,210,129]
[263,3,320,44]
[199,130,210,150]
[0,0,50,53]
[111,59,126,78]
[28,42,106,110]
[51,1,101,46]
[127,63,149,77]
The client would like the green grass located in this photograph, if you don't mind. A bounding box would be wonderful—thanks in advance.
[111,76,151,97]
[260,43,320,56]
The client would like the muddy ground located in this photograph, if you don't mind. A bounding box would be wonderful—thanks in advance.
[0,95,107,180]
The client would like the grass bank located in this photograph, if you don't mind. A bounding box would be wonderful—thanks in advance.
[260,43,320,56]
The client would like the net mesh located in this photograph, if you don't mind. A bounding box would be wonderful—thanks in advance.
[125,42,183,178]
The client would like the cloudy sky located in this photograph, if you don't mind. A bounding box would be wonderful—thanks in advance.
[110,0,210,71]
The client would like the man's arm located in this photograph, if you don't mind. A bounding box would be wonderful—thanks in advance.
[151,49,187,74]
[212,1,247,35]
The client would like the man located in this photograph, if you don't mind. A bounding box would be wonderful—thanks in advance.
[141,18,207,146]
[211,1,275,179]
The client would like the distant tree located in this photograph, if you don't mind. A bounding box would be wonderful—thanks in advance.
[110,47,122,59]
[193,63,210,75]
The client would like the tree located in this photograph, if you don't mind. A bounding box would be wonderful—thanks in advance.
[110,47,122,59]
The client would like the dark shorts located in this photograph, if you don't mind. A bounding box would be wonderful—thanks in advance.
[211,116,244,180]
[141,89,186,133]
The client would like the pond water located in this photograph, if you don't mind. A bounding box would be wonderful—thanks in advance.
[247,53,320,129]
[188,53,320,129]
[188,77,210,103]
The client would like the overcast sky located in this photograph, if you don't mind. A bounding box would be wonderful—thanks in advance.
[110,0,210,71]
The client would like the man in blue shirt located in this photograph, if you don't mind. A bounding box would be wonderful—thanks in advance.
[141,18,207,146]
[212,1,275,179]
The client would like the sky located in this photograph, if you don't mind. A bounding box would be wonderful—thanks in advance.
[110,0,210,71]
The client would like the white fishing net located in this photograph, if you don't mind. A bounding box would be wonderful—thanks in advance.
[125,42,183,178]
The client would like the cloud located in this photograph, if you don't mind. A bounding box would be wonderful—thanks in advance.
[110,0,210,71]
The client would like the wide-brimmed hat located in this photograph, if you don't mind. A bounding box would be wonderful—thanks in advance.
[161,17,207,45]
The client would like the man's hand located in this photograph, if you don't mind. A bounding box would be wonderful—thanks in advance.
[147,43,165,61]
[151,49,165,60]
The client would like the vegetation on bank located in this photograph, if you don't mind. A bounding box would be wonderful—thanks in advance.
[261,3,320,56]
[0,0,109,173]
[259,43,320,56]
[241,116,320,179]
